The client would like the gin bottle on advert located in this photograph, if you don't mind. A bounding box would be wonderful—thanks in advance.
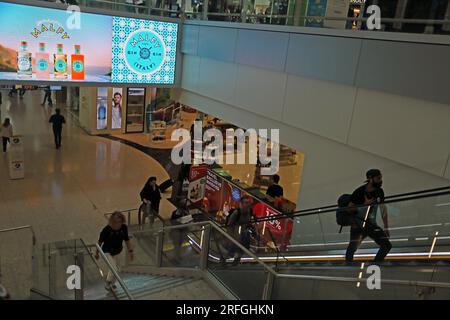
[35,43,50,79]
[97,103,107,129]
[71,45,85,80]
[17,41,32,78]
[54,43,68,79]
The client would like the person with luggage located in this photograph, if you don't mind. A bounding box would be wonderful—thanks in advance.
[41,86,53,106]
[344,169,391,263]
[95,211,134,292]
[226,196,254,266]
[140,176,162,225]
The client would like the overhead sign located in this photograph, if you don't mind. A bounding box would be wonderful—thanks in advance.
[0,1,178,85]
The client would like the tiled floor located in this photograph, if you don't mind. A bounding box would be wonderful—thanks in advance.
[0,91,172,298]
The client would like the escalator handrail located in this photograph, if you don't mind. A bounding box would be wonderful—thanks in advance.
[288,186,450,214]
[253,187,450,224]
[133,220,450,291]
[132,220,279,276]
[276,273,450,290]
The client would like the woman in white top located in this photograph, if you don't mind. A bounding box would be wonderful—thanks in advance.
[1,118,13,153]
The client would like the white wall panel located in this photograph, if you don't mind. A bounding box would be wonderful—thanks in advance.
[286,34,362,85]
[348,89,450,177]
[197,58,237,104]
[356,40,450,105]
[178,90,450,209]
[235,29,289,72]
[235,64,287,121]
[181,54,200,92]
[181,24,199,55]
[283,75,357,143]
[197,26,237,62]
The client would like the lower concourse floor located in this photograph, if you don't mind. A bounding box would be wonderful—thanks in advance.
[0,90,171,245]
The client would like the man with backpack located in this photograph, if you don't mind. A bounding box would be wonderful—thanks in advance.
[226,196,254,266]
[339,169,392,263]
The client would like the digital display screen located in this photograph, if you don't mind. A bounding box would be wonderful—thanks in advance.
[0,1,178,85]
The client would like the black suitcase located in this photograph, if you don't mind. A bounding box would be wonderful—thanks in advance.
[159,179,174,193]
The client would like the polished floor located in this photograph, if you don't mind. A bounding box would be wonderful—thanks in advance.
[0,90,174,298]
[0,90,171,244]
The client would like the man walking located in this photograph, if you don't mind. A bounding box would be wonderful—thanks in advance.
[49,108,65,149]
[346,169,392,263]
[41,86,53,106]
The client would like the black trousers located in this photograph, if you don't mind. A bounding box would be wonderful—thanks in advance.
[346,224,392,262]
[53,126,62,148]
[2,137,9,152]
[43,91,53,104]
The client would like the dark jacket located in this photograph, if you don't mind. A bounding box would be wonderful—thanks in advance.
[140,184,161,212]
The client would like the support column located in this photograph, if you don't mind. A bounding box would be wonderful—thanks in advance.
[294,0,309,27]
[443,0,450,32]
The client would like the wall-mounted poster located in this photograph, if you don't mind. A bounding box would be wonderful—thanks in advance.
[305,0,328,27]
[111,88,123,130]
[324,0,351,29]
[0,1,178,85]
[97,88,108,130]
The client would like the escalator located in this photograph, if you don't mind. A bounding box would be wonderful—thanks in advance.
[135,186,450,299]
[25,186,450,300]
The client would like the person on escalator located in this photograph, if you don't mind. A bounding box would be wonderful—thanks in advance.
[170,198,191,261]
[96,212,134,292]
[226,196,254,266]
[266,174,284,199]
[345,169,392,264]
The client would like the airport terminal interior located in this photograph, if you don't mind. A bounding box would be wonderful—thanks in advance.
[0,0,450,301]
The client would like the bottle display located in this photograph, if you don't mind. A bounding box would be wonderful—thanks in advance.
[53,43,68,79]
[17,41,32,78]
[97,103,107,130]
[35,42,50,79]
[71,44,85,81]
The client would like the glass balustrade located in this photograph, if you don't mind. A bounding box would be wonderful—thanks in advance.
[34,0,450,35]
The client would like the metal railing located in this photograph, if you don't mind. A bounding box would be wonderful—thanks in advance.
[34,0,450,35]
[94,243,134,300]
[145,220,450,299]
[104,204,166,227]
[0,225,37,245]
[253,186,450,224]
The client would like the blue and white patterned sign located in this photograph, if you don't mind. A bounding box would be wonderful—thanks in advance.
[111,17,178,84]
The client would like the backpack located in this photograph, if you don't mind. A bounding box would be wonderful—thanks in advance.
[336,194,353,231]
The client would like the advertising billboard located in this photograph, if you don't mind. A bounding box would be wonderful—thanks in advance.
[97,87,108,130]
[204,168,293,250]
[0,1,178,85]
[111,88,123,130]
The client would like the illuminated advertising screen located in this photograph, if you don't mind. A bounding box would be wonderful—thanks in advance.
[0,1,178,85]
